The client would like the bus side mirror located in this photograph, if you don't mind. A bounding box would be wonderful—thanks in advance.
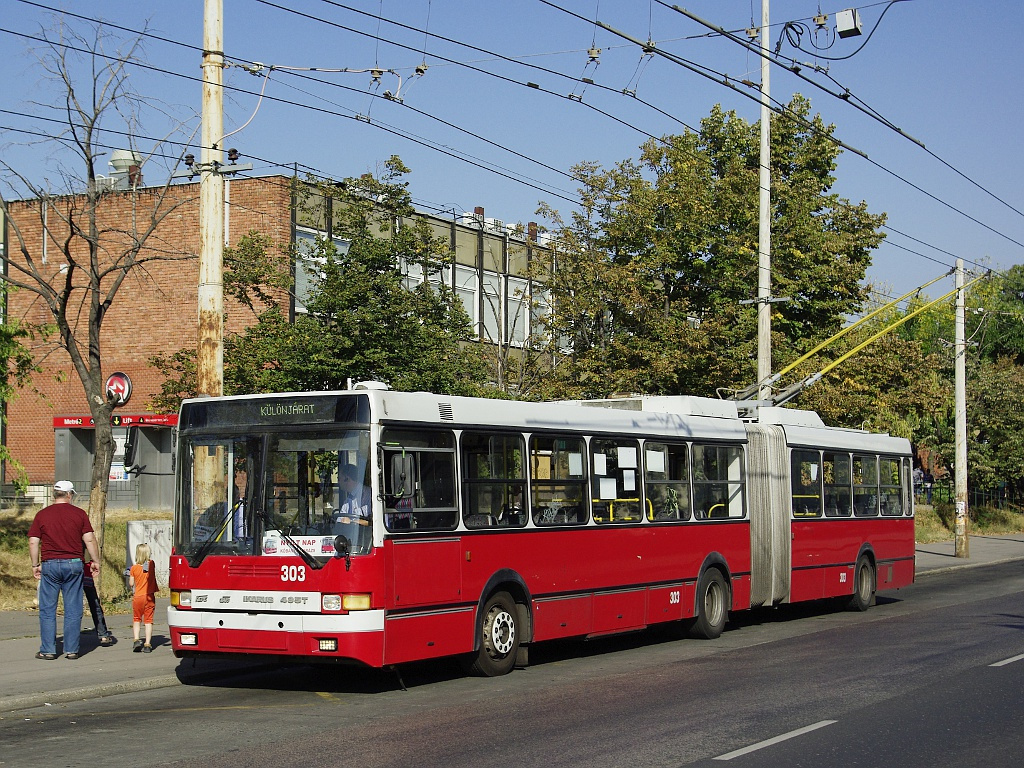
[391,454,415,497]
[124,427,139,472]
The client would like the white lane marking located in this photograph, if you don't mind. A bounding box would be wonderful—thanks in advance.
[714,720,838,761]
[990,653,1024,667]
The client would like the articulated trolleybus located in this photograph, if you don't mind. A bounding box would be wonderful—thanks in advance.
[168,383,915,676]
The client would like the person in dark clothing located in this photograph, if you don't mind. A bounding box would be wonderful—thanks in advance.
[83,555,115,646]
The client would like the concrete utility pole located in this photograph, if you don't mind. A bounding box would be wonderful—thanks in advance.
[198,0,225,398]
[756,0,772,404]
[954,259,970,557]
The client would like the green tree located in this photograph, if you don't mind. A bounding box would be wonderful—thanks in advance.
[534,96,886,399]
[962,357,1024,495]
[0,312,38,492]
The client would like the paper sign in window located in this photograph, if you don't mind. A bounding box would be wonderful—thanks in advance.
[593,453,607,475]
[618,447,637,469]
[600,478,617,499]
[569,453,583,477]
[623,470,636,492]
[646,450,666,473]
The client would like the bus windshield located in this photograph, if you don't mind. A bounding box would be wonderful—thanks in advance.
[174,428,373,560]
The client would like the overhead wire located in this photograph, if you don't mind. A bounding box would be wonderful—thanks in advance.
[0,24,583,205]
[1,2,1012,291]
[546,0,1024,251]
[655,1,1024,227]
[0,26,968,297]
[7,0,959,287]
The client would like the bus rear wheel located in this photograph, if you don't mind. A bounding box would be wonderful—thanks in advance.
[464,592,520,677]
[845,556,875,612]
[690,569,729,639]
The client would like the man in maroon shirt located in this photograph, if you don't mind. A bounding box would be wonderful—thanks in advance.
[28,481,101,659]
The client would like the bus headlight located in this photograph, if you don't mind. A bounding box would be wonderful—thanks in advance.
[172,590,192,608]
[322,594,342,611]
[342,593,371,611]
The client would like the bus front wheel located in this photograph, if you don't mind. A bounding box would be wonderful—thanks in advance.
[690,569,729,640]
[464,591,520,677]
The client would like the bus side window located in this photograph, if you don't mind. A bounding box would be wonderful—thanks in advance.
[530,434,588,526]
[644,442,690,522]
[823,451,852,517]
[591,438,641,524]
[692,443,745,520]
[380,428,458,532]
[879,457,903,516]
[460,432,527,529]
[791,449,822,518]
[853,454,879,517]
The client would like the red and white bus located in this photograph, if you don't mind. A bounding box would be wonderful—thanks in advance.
[167,384,915,675]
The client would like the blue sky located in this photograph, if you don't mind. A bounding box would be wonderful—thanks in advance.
[2,1,1021,303]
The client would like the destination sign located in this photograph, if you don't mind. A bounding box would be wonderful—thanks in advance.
[180,394,370,430]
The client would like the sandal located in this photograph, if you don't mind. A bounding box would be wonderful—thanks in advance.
[133,639,144,652]
[142,644,153,653]
[65,653,80,660]
[35,652,57,660]
[99,635,114,646]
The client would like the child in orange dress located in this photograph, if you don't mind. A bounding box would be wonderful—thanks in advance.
[129,543,158,653]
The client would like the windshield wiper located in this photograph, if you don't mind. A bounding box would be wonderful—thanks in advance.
[188,501,239,568]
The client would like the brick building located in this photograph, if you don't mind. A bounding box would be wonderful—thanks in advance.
[2,175,549,507]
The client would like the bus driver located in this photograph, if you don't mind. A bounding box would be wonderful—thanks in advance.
[333,464,371,531]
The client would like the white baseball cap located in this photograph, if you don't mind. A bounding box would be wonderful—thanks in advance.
[54,480,75,494]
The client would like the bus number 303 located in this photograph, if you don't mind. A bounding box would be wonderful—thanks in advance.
[281,565,306,582]
[669,590,680,604]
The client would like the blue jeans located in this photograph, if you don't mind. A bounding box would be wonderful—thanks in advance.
[39,559,84,655]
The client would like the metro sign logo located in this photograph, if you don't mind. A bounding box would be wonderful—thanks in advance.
[105,371,132,406]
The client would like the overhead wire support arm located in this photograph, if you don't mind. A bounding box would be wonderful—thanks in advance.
[733,270,953,402]
[773,271,988,406]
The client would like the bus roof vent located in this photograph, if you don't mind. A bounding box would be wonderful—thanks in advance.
[756,406,825,428]
[438,402,454,421]
[352,380,390,391]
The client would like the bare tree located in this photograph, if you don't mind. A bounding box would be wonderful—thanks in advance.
[0,19,194,555]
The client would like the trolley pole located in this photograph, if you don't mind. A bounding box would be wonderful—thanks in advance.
[756,0,772,404]
[954,259,969,557]
[198,0,225,399]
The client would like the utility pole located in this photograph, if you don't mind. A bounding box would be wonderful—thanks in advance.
[198,0,224,399]
[954,259,969,557]
[756,0,772,404]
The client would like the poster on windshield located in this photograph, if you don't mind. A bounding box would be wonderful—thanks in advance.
[262,532,336,557]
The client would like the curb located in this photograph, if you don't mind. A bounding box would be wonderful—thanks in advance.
[0,673,183,713]
[0,663,274,714]
[915,556,1024,578]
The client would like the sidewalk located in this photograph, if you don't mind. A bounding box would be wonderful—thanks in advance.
[0,597,268,713]
[2,534,1023,713]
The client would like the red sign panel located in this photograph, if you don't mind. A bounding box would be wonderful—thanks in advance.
[52,413,179,429]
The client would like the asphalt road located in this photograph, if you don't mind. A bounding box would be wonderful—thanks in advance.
[3,561,1023,768]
